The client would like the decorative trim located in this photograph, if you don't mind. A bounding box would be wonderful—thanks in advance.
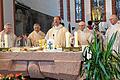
[13,0,16,33]
[60,0,64,19]
[81,0,85,21]
[112,0,116,14]
[0,0,3,31]
[67,0,71,22]
[104,0,106,21]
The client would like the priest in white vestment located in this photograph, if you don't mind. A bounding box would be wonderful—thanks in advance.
[105,15,120,52]
[28,17,68,79]
[28,23,45,46]
[45,16,68,48]
[0,23,16,48]
[28,23,45,78]
[77,21,93,45]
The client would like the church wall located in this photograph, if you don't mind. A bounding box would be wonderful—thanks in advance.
[3,0,14,28]
[16,0,60,17]
[69,0,113,30]
[2,0,113,33]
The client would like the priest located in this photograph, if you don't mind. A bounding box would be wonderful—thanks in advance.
[45,16,68,48]
[77,21,93,45]
[28,23,45,46]
[105,15,120,52]
[0,23,16,48]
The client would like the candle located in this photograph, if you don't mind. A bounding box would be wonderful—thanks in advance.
[4,34,8,48]
[65,32,71,47]
[92,10,95,21]
[0,35,1,47]
[97,8,101,21]
[74,31,79,47]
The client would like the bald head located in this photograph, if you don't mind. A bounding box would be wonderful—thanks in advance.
[109,15,118,25]
[78,21,86,31]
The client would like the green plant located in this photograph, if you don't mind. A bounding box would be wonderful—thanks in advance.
[80,31,120,80]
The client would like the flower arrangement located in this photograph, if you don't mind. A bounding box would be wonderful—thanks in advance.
[0,73,26,80]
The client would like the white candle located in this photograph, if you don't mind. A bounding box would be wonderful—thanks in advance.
[4,34,8,48]
[92,10,95,21]
[74,31,79,47]
[65,32,71,47]
[97,8,101,21]
[0,35,1,47]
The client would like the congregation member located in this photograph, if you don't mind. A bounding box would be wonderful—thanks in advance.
[45,16,68,48]
[77,21,93,45]
[27,23,45,46]
[105,14,120,52]
[0,23,16,48]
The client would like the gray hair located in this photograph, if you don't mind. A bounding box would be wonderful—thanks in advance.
[4,23,12,29]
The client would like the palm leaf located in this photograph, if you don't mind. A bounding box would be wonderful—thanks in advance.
[105,32,117,60]
[99,60,110,79]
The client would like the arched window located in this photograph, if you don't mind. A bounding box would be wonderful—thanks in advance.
[75,0,84,22]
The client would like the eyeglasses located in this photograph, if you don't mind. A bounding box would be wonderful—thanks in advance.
[109,18,113,20]
[79,25,85,26]
[109,18,116,21]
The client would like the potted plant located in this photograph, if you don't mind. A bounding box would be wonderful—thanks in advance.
[80,31,120,80]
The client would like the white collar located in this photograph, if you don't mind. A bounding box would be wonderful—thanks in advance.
[54,24,63,30]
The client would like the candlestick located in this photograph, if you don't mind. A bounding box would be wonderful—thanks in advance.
[65,32,71,47]
[74,31,79,47]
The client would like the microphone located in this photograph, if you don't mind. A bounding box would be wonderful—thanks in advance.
[53,34,54,39]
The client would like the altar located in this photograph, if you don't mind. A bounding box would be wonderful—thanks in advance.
[0,51,83,80]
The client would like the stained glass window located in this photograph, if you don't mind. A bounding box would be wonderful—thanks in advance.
[75,0,84,22]
[91,0,106,21]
